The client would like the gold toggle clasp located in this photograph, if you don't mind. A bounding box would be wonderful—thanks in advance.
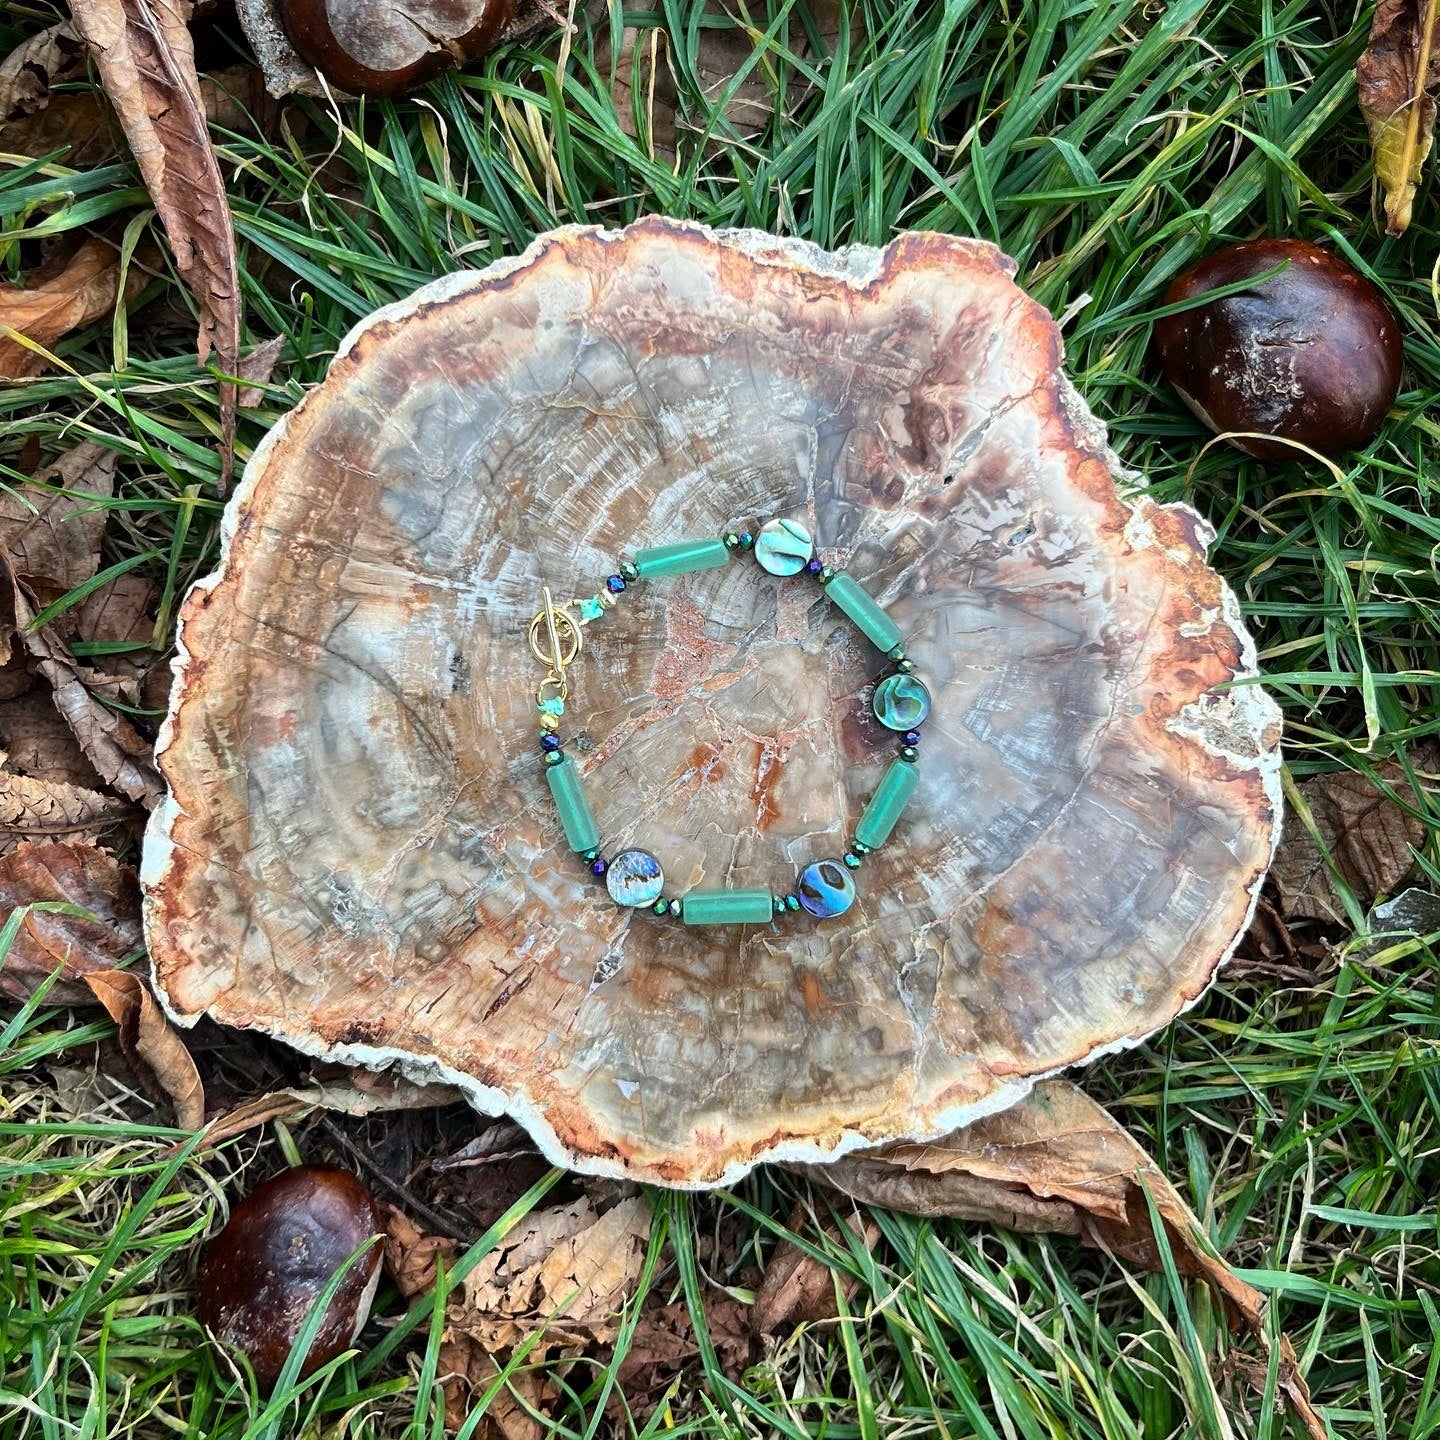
[527,586,583,702]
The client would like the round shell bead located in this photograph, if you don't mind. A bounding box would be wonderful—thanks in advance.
[605,849,665,908]
[796,859,856,919]
[754,518,813,576]
[872,673,931,731]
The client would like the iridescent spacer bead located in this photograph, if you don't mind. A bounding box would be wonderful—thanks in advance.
[903,730,921,746]
[888,645,906,663]
[606,574,626,593]
[784,893,801,912]
[543,749,565,767]
[806,558,824,576]
[590,857,608,876]
[667,898,682,916]
[723,530,752,551]
[899,745,919,763]
[619,561,639,582]
[843,852,863,870]
[581,848,600,863]
[772,896,787,917]
[818,565,837,585]
[540,733,561,752]
[895,658,917,674]
[851,841,871,856]
[651,898,669,916]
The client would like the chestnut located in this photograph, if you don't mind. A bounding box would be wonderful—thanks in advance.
[197,1164,383,1388]
[1153,238,1402,458]
[278,0,515,96]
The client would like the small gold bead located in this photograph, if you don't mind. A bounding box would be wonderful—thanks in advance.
[599,589,617,609]
[539,712,561,732]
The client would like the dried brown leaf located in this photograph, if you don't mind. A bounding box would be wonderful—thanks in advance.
[383,1204,458,1301]
[0,22,89,123]
[455,1194,652,1355]
[799,1080,1324,1440]
[69,0,241,481]
[1358,0,1440,235]
[0,758,132,856]
[0,678,104,789]
[753,1206,879,1333]
[236,332,286,408]
[0,442,117,596]
[438,1340,554,1440]
[0,840,141,1003]
[0,237,142,380]
[1,546,163,808]
[83,968,204,1127]
[1271,755,1428,923]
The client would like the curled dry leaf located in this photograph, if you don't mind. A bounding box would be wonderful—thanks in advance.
[68,0,241,482]
[798,1079,1324,1440]
[0,441,117,598]
[1,546,164,808]
[0,22,89,123]
[382,1204,458,1301]
[83,968,205,1128]
[0,237,146,380]
[0,756,132,856]
[0,681,106,790]
[1358,0,1440,236]
[0,840,141,1003]
[1270,752,1429,923]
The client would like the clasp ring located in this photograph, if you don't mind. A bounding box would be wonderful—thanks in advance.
[527,586,583,699]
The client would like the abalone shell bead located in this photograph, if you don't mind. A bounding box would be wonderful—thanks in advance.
[826,573,903,652]
[633,538,730,580]
[681,889,774,926]
[606,848,665,908]
[754,518,813,576]
[854,757,920,850]
[796,859,856,918]
[872,673,931,731]
[545,754,601,854]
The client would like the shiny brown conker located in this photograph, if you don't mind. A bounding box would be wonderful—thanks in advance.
[1153,238,1402,459]
[278,0,516,97]
[196,1164,383,1388]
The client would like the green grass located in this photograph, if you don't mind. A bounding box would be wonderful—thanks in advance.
[2,1,1439,1437]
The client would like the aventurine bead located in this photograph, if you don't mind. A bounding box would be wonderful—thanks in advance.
[634,538,730,580]
[606,574,626,593]
[872,673,931,731]
[855,757,920,850]
[545,753,600,854]
[620,562,639,582]
[682,889,774,926]
[826,572,903,652]
[540,734,561,751]
[754,517,813,576]
[543,749,565,767]
[797,859,856,918]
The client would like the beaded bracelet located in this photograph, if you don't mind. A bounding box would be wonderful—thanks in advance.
[526,518,930,926]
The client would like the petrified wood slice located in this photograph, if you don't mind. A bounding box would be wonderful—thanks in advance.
[144,219,1282,1185]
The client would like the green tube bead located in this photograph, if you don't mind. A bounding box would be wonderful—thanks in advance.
[545,754,601,854]
[826,572,904,653]
[681,889,774,926]
[634,538,730,579]
[855,757,920,850]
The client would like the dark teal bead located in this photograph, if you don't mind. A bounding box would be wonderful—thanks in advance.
[818,565,837,585]
[543,749,565,766]
[852,841,871,856]
[724,531,743,550]
[620,561,639,582]
[872,673,931,731]
[651,898,669,915]
[772,896,787,917]
[784,893,801,912]
[888,645,906,662]
[896,658,917,674]
[797,859,857,919]
[667,898,682,916]
[843,852,862,869]
[899,745,919,762]
[581,848,599,863]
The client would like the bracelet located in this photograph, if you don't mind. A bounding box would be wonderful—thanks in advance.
[526,518,930,926]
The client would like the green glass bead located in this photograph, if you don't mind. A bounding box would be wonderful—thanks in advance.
[784,894,801,912]
[843,852,862,870]
[826,572,904,653]
[651,898,669,915]
[681,889,774,926]
[724,531,742,550]
[634,538,730,580]
[855,757,920,850]
[899,745,919,763]
[620,561,639,582]
[543,749,565,767]
[545,753,601,854]
[537,696,564,717]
